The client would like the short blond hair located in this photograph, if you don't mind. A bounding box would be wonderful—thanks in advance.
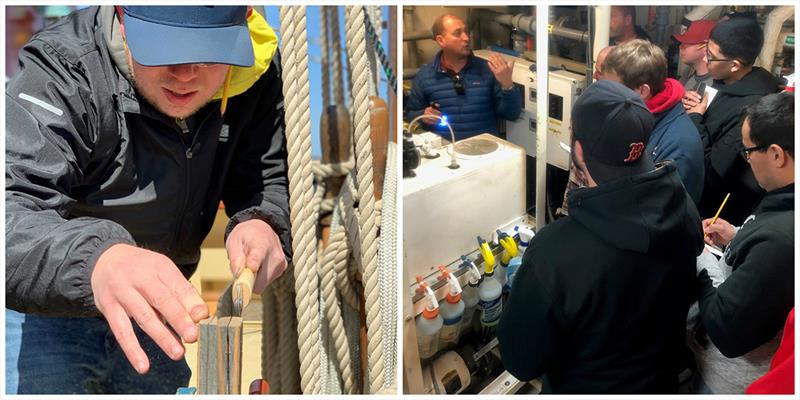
[603,39,667,94]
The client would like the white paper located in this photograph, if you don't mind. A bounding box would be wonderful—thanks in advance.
[704,86,718,106]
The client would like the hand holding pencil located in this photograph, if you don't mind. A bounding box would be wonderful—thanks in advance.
[703,193,735,247]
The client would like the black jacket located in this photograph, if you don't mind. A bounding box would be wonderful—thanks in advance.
[6,7,292,316]
[690,67,780,225]
[498,163,704,393]
[696,184,794,358]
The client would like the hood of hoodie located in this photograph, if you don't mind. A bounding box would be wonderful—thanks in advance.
[646,78,684,115]
[715,67,781,97]
[567,162,704,255]
[756,183,794,214]
[100,6,277,101]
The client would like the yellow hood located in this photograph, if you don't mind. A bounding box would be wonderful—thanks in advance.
[213,9,278,101]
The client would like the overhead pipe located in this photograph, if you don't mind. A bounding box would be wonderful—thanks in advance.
[757,6,794,72]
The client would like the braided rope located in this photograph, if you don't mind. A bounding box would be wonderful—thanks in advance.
[363,6,397,93]
[279,6,321,394]
[345,7,384,392]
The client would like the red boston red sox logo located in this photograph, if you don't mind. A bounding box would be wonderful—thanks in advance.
[624,142,645,162]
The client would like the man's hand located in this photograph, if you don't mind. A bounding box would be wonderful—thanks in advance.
[226,219,287,294]
[685,91,709,115]
[422,106,442,125]
[488,53,515,90]
[703,217,736,247]
[92,244,208,374]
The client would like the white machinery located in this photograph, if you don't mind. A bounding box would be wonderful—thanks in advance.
[474,49,584,171]
[403,133,526,280]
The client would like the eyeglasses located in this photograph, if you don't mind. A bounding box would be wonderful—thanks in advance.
[706,50,735,63]
[449,73,465,95]
[740,144,768,161]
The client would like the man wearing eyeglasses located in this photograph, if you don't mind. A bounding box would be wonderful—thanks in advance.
[674,20,716,94]
[683,17,780,226]
[6,6,290,393]
[689,92,793,394]
[404,14,522,140]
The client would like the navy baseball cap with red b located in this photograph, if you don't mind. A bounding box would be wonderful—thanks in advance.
[572,80,655,184]
[122,6,254,67]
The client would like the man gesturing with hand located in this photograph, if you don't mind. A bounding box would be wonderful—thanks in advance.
[6,6,290,394]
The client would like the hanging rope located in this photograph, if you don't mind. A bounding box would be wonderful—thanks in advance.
[363,6,397,93]
[345,5,385,393]
[279,6,321,394]
[320,6,331,108]
[330,7,346,107]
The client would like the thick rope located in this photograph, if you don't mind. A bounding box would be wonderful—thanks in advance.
[320,6,331,108]
[279,6,321,394]
[345,6,385,393]
[312,158,355,179]
[330,7,346,107]
[320,227,356,394]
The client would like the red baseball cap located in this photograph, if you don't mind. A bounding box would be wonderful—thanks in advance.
[673,20,716,44]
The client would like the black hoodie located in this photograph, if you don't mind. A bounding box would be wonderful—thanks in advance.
[689,67,780,225]
[498,163,704,393]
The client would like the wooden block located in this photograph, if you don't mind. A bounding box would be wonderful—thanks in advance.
[198,308,245,394]
[198,317,219,395]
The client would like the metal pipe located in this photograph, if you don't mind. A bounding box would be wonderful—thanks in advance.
[552,25,590,43]
[654,6,670,46]
[757,6,794,72]
[404,30,432,42]
[535,4,548,231]
[585,6,594,88]
[471,9,536,36]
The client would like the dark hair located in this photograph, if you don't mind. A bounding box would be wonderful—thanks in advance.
[710,17,763,66]
[741,92,794,156]
[432,14,459,38]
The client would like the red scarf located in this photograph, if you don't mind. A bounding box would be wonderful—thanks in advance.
[645,78,684,114]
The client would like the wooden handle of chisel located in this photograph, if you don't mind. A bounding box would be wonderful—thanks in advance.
[233,268,255,310]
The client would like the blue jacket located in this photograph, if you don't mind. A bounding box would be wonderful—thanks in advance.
[646,101,704,205]
[405,52,522,139]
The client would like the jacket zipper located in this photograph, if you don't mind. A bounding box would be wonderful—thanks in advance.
[170,112,213,254]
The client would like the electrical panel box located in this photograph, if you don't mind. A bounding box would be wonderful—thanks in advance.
[474,50,585,171]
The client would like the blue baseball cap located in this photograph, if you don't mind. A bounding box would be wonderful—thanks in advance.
[122,6,254,67]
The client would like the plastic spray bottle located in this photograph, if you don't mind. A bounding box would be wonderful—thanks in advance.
[476,236,503,336]
[437,265,465,348]
[415,276,443,360]
[459,255,482,332]
[506,227,534,290]
[496,230,519,293]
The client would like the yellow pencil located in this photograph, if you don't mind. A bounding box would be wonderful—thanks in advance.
[707,192,731,230]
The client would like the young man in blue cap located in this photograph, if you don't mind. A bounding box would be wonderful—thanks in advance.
[6,6,289,393]
[498,80,704,393]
